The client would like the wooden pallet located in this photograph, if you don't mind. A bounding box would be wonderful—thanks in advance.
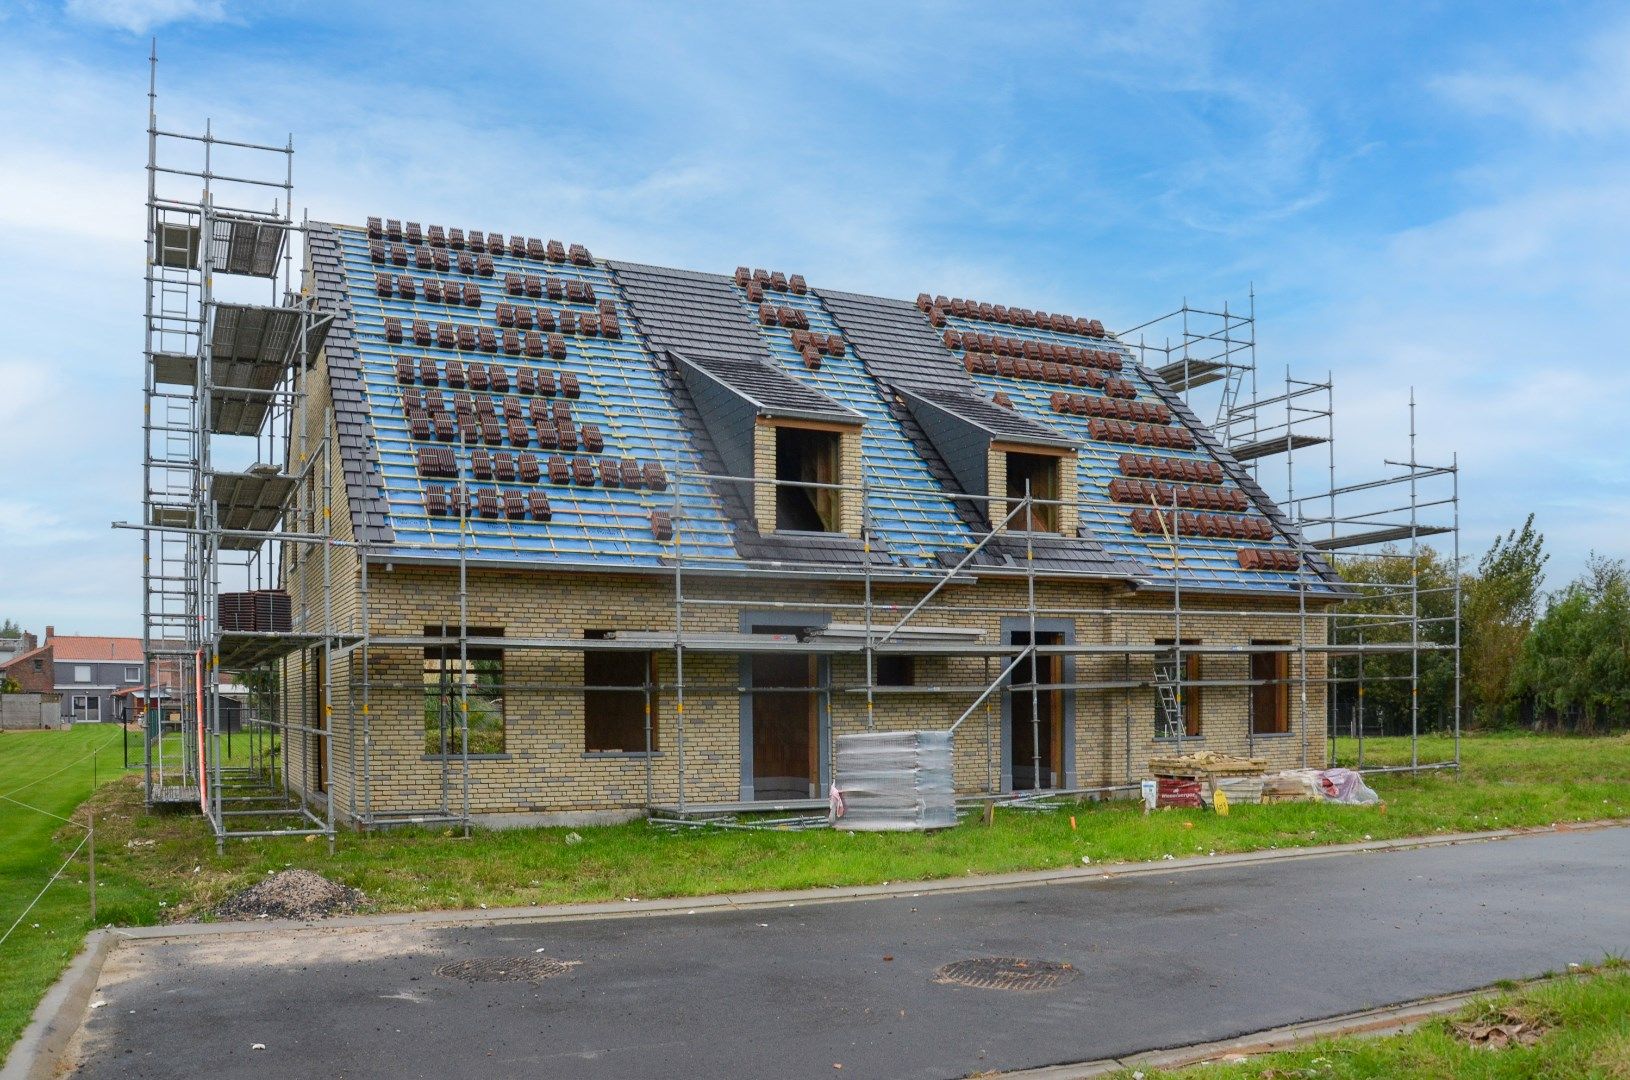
[1148,754,1268,780]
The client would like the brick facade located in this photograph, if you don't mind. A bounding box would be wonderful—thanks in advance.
[283,493,1331,825]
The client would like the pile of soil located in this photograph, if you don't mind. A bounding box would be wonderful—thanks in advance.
[213,869,364,922]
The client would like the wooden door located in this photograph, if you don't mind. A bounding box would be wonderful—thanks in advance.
[1011,632,1063,789]
[749,652,816,800]
[1251,648,1290,734]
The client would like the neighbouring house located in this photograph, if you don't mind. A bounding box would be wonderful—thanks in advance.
[0,629,38,666]
[275,219,1342,827]
[0,627,145,724]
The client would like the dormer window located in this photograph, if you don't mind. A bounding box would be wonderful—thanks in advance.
[1005,451,1061,533]
[775,426,842,532]
[667,349,864,540]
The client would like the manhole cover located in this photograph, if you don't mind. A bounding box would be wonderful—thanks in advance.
[434,956,579,983]
[933,957,1078,992]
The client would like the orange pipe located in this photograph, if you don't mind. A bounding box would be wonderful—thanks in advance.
[195,649,207,812]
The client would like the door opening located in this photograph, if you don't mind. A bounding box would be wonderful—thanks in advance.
[310,648,328,794]
[748,627,819,800]
[1010,630,1064,790]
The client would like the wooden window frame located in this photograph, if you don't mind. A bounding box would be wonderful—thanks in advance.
[1155,638,1202,738]
[774,424,843,533]
[1250,642,1291,735]
[1004,450,1062,534]
[583,636,657,754]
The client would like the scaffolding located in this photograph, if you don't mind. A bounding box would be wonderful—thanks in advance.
[127,48,343,849]
[1125,301,1461,774]
[122,69,1459,840]
[333,448,1456,831]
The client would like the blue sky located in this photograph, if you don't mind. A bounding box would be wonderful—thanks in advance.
[0,0,1626,635]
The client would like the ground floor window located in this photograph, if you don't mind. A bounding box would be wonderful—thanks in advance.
[423,626,506,754]
[874,655,915,687]
[1250,643,1291,734]
[584,633,655,753]
[1155,638,1202,737]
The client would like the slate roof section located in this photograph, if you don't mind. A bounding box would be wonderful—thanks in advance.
[306,225,394,546]
[817,289,967,389]
[611,264,888,570]
[672,350,863,425]
[895,383,1074,447]
[609,261,770,365]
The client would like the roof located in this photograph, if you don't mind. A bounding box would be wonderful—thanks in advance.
[894,383,1074,448]
[672,350,863,425]
[42,637,143,663]
[0,643,49,670]
[306,221,1338,593]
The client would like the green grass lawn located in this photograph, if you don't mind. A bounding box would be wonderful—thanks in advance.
[0,727,135,1060]
[3,729,1628,1065]
[1132,963,1630,1078]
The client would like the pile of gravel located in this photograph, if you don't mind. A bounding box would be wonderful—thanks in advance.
[214,869,365,922]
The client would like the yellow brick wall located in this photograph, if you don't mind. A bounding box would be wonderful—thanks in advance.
[297,561,1332,823]
[277,351,364,819]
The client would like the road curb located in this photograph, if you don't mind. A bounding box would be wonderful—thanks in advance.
[993,980,1549,1077]
[113,817,1628,942]
[0,929,113,1080]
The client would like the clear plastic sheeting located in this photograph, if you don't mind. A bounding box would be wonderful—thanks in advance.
[1316,767,1381,805]
[832,730,957,831]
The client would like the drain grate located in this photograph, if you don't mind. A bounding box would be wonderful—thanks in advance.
[933,957,1078,992]
[434,956,579,983]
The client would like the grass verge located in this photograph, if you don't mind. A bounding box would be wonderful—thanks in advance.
[0,728,129,1061]
[1132,961,1630,1078]
[3,729,1627,1064]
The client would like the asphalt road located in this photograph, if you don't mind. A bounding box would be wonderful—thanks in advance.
[70,827,1630,1079]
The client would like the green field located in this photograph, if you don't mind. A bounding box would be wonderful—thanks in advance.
[3,729,1628,1063]
[1134,963,1630,1078]
[0,728,136,1060]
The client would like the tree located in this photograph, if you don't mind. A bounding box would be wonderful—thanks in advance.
[1513,554,1630,732]
[1461,514,1548,726]
[1332,544,1458,734]
[0,619,20,640]
[0,675,21,693]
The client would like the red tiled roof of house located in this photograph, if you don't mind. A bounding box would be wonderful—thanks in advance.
[47,636,144,663]
[1,643,50,672]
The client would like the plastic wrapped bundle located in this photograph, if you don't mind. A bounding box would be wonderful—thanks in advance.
[832,731,956,831]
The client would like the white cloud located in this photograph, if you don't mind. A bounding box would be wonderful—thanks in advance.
[63,0,226,34]
[1431,17,1630,137]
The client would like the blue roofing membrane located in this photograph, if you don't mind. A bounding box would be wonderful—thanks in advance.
[951,313,1309,590]
[321,222,1325,592]
[335,227,737,567]
[728,285,979,567]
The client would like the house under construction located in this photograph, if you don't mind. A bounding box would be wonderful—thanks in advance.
[132,61,1459,843]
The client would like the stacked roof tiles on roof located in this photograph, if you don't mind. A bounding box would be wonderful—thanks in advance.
[312,219,1332,591]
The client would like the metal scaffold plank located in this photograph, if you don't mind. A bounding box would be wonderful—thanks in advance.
[1153,358,1226,390]
[210,214,287,278]
[209,469,297,547]
[1225,432,1328,461]
[1310,524,1453,550]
